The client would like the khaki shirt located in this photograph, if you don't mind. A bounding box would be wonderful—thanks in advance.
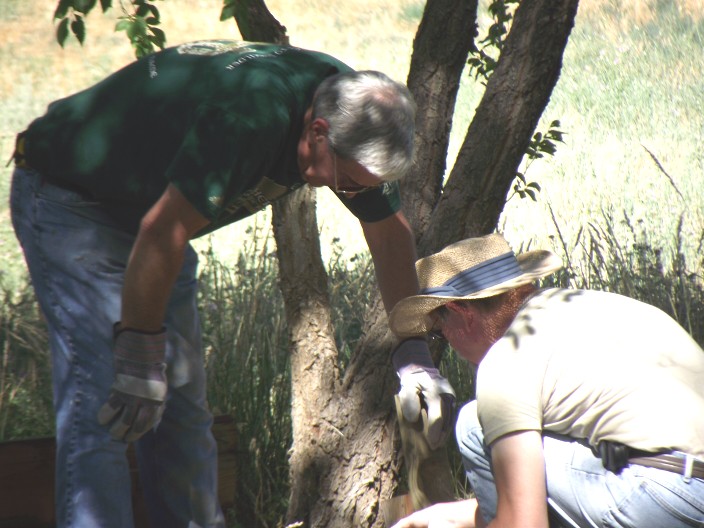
[477,288,704,458]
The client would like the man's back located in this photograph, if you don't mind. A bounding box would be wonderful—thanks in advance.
[22,40,351,227]
[478,288,704,456]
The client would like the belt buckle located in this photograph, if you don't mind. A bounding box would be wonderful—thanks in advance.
[681,452,695,482]
[8,133,28,168]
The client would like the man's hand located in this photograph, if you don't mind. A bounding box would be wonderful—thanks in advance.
[97,325,168,442]
[393,338,456,449]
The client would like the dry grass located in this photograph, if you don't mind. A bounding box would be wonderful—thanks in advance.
[578,0,704,26]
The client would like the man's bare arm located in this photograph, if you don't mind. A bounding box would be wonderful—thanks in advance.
[121,183,210,331]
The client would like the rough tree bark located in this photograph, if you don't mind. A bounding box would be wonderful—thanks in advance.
[269,0,478,524]
[402,0,479,240]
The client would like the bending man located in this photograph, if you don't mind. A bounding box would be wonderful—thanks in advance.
[11,40,454,528]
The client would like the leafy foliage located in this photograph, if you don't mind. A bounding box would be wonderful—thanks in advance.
[510,120,565,202]
[54,0,165,57]
[54,0,107,46]
[466,2,565,204]
[467,0,519,82]
[115,0,166,57]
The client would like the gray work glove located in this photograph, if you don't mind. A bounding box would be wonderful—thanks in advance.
[97,324,168,442]
[393,338,456,450]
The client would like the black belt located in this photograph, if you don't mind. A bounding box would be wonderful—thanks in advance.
[597,440,704,479]
[630,452,704,480]
[8,132,28,168]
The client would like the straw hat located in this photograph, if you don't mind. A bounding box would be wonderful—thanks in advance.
[389,233,563,337]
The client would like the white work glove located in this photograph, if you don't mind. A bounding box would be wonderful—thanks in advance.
[97,324,168,442]
[393,338,456,450]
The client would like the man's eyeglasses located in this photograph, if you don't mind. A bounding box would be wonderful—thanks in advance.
[332,152,382,197]
[428,328,448,344]
[428,314,448,345]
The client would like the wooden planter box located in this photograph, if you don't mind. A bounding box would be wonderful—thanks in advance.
[0,415,238,528]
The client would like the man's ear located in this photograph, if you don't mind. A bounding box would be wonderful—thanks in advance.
[310,117,330,142]
[443,301,479,340]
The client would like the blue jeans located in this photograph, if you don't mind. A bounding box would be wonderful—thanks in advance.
[10,168,225,528]
[456,400,704,528]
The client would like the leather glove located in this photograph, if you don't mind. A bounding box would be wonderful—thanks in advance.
[97,325,168,442]
[393,338,456,450]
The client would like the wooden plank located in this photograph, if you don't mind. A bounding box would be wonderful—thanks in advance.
[0,415,238,528]
[0,436,56,528]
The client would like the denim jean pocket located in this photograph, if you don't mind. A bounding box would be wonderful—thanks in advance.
[35,179,100,208]
[604,475,704,528]
[640,477,704,527]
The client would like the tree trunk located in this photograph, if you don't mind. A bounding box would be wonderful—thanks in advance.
[231,2,402,525]
[273,189,401,526]
[403,0,479,240]
[228,3,345,524]
[419,0,581,255]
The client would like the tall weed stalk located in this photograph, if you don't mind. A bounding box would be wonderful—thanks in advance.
[0,279,52,441]
[542,208,704,347]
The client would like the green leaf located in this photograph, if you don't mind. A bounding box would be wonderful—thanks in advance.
[71,15,86,44]
[147,3,160,20]
[136,3,151,17]
[546,139,558,151]
[135,41,151,58]
[115,19,131,31]
[54,0,72,20]
[99,0,112,12]
[547,130,565,143]
[73,0,97,15]
[149,26,166,48]
[127,17,148,39]
[220,3,237,21]
[56,17,70,47]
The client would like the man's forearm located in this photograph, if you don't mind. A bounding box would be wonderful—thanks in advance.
[120,183,209,332]
[121,226,188,332]
[362,211,419,316]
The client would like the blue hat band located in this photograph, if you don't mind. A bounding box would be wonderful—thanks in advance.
[420,252,522,298]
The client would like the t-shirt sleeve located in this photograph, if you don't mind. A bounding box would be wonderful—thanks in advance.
[334,180,401,223]
[477,337,546,446]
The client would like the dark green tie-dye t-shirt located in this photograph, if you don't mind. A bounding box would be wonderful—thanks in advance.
[23,40,400,235]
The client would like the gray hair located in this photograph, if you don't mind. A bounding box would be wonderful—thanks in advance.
[312,70,416,182]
